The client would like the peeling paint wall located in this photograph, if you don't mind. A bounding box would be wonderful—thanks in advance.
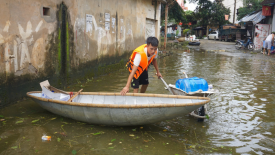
[72,0,161,67]
[0,0,161,106]
[0,0,160,83]
[0,0,59,82]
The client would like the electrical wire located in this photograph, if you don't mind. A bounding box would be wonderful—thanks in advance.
[223,0,243,7]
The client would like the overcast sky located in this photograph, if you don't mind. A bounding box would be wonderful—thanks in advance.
[185,0,215,11]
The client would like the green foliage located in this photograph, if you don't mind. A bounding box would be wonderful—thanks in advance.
[176,30,179,36]
[237,0,263,21]
[161,0,187,25]
[192,0,230,27]
[185,10,193,16]
[31,119,39,123]
[11,146,18,149]
[210,2,231,26]
[72,150,77,155]
[182,29,190,35]
[185,10,196,25]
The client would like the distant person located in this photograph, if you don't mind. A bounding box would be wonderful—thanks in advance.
[263,32,275,56]
[261,38,266,54]
[120,37,162,95]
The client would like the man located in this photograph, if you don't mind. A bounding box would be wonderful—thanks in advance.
[120,37,162,95]
[263,32,275,56]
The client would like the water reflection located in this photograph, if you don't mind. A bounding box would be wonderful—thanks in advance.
[1,49,275,154]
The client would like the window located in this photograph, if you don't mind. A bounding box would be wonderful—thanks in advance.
[43,7,50,16]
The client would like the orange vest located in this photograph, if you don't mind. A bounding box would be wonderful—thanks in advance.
[127,44,157,79]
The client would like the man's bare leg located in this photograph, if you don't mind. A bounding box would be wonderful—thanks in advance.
[133,88,139,93]
[263,48,266,54]
[268,49,271,56]
[140,84,148,93]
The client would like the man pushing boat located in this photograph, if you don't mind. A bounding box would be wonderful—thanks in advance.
[120,37,162,95]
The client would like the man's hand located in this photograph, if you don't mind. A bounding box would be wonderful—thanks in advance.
[120,86,129,95]
[156,72,162,79]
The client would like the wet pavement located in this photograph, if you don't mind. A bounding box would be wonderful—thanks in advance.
[199,39,236,52]
[1,41,275,154]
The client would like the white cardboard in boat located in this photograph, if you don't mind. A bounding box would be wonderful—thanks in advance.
[168,84,218,95]
[40,80,50,90]
[42,86,60,100]
[41,80,70,101]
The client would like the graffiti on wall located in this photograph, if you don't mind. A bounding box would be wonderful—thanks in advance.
[0,20,47,76]
[105,13,110,30]
[254,24,271,50]
[78,13,133,58]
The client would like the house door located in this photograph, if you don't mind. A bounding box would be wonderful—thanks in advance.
[145,19,156,40]
[254,24,271,50]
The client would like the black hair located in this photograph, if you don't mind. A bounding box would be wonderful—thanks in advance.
[272,32,275,34]
[146,37,159,47]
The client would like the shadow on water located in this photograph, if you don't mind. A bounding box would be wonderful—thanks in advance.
[1,46,275,154]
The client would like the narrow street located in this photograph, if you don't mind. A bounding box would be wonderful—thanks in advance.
[199,39,237,52]
[1,41,275,154]
[1,0,275,154]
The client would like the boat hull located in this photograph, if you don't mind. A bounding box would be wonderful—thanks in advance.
[27,92,210,126]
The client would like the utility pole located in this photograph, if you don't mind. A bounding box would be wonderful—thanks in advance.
[233,0,236,24]
[163,0,174,50]
[164,4,168,50]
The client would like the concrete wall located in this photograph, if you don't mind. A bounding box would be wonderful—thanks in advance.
[272,5,275,32]
[0,0,161,106]
[222,0,243,24]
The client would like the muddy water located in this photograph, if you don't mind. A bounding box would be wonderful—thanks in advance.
[1,48,275,155]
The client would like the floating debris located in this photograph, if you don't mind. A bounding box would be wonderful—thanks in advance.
[41,136,51,141]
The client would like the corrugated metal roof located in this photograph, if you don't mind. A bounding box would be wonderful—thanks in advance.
[261,0,275,5]
[157,0,167,3]
[239,11,266,25]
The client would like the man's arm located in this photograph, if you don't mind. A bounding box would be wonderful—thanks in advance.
[152,59,162,78]
[120,65,138,95]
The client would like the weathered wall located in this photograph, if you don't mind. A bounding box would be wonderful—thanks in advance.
[0,0,161,107]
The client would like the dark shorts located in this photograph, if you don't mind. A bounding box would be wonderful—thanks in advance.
[131,70,149,89]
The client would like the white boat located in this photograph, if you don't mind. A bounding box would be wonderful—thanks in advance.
[27,91,210,126]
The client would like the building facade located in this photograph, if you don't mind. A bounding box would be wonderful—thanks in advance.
[0,0,161,106]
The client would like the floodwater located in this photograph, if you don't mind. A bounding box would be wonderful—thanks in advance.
[1,47,275,155]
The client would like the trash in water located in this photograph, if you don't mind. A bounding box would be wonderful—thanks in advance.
[42,136,51,141]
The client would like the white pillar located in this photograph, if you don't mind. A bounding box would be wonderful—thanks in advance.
[272,6,275,32]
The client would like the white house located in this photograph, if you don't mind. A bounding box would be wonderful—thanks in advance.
[222,0,243,23]
[167,23,182,37]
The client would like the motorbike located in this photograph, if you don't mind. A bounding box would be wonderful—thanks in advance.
[235,37,255,50]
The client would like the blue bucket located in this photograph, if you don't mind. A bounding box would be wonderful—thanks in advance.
[175,77,208,93]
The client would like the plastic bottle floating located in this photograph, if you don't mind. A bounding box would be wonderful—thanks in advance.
[41,135,51,141]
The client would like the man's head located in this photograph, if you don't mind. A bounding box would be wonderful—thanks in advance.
[146,37,159,57]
